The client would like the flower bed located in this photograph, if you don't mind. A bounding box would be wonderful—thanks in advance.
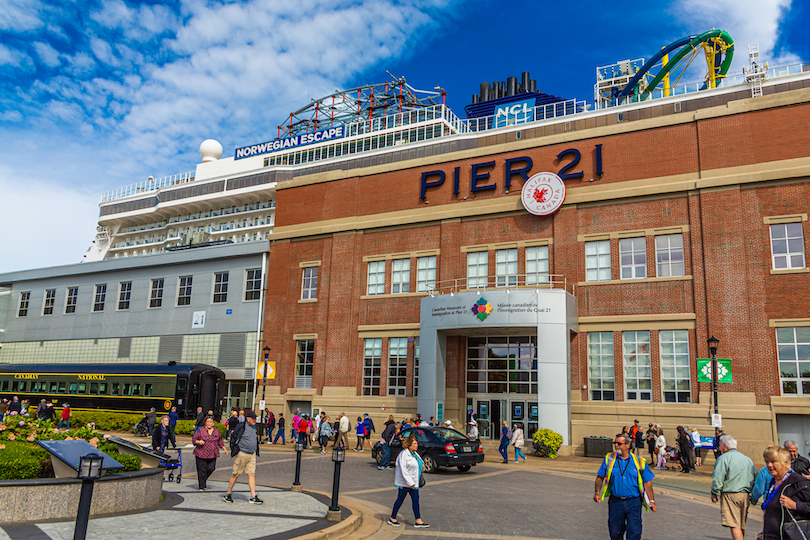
[0,416,141,480]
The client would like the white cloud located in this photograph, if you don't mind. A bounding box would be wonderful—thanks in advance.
[33,41,61,67]
[0,44,31,68]
[0,0,46,32]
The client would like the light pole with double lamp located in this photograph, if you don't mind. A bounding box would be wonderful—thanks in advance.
[707,336,720,415]
[326,447,345,522]
[260,346,270,442]
[291,440,304,492]
[73,454,104,540]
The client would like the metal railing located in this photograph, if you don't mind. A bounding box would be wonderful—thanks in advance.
[101,171,195,203]
[426,273,575,296]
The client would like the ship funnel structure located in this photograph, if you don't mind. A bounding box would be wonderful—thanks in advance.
[465,70,573,122]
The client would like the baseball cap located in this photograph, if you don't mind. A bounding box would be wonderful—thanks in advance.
[634,419,639,423]
[245,410,257,419]
[649,423,653,427]
[363,413,369,417]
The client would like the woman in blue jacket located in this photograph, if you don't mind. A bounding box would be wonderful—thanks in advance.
[499,420,510,463]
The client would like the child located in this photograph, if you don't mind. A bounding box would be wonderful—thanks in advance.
[354,416,365,452]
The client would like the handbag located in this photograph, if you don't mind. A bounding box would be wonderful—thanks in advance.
[419,473,426,488]
[784,507,810,540]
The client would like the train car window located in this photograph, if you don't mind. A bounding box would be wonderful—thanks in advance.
[99,383,108,394]
[132,383,141,396]
[144,383,153,396]
[90,383,98,394]
[69,383,77,394]
[123,383,131,395]
[112,383,120,395]
[50,382,58,393]
[177,378,187,391]
[58,382,66,393]
[33,382,44,392]
[1,380,9,391]
[12,380,19,392]
[78,382,86,394]
[18,381,27,392]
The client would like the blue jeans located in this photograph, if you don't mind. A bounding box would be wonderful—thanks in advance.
[380,443,391,467]
[391,487,420,520]
[608,495,643,540]
[515,447,526,461]
[266,427,274,442]
[274,428,286,444]
[298,431,308,448]
[498,439,509,461]
[57,419,70,430]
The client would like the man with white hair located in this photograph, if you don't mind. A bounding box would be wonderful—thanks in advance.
[710,434,758,540]
[784,440,810,479]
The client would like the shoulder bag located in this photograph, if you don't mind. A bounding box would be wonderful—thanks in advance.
[784,507,810,540]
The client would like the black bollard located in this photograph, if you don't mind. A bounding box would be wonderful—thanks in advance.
[291,441,304,491]
[326,446,345,521]
[74,454,104,540]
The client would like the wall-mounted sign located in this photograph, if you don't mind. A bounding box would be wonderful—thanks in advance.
[235,126,346,160]
[226,309,233,315]
[697,358,733,383]
[494,97,535,128]
[520,172,566,216]
[192,311,206,328]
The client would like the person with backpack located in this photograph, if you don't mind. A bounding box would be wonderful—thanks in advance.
[362,413,376,451]
[297,414,310,449]
[379,415,397,470]
[354,416,365,452]
[499,420,511,463]
[223,410,262,504]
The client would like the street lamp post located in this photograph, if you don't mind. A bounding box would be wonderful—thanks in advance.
[73,454,104,540]
[707,336,720,416]
[326,447,345,522]
[291,440,305,491]
[260,346,270,442]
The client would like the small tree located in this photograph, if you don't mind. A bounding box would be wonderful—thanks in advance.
[532,428,564,459]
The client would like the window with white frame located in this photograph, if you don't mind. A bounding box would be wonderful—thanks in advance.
[526,245,549,285]
[213,272,228,303]
[416,256,436,292]
[43,289,55,315]
[391,259,410,294]
[777,327,810,395]
[367,261,385,295]
[177,276,193,306]
[585,240,611,282]
[18,292,30,317]
[301,266,318,300]
[149,279,164,308]
[770,223,806,270]
[655,234,685,277]
[363,338,382,396]
[93,284,107,312]
[388,337,408,396]
[496,248,518,287]
[620,237,646,279]
[660,330,691,403]
[118,282,132,310]
[413,337,420,397]
[65,287,79,314]
[623,331,651,401]
[245,269,262,300]
[588,332,615,401]
[467,251,488,288]
[295,339,314,389]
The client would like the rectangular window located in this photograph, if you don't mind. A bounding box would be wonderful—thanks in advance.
[388,337,408,396]
[18,292,30,317]
[132,383,141,396]
[526,246,549,286]
[69,382,77,394]
[245,269,262,300]
[144,383,153,397]
[623,331,652,401]
[43,289,56,315]
[391,259,410,294]
[416,256,436,293]
[93,284,107,312]
[213,272,228,303]
[123,383,131,395]
[90,382,99,394]
[301,267,318,300]
[49,381,57,393]
[118,282,132,310]
[496,248,518,287]
[465,336,538,395]
[65,287,79,314]
[655,233,685,277]
[149,279,164,308]
[619,237,646,279]
[58,381,66,393]
[770,223,806,270]
[588,332,615,401]
[295,339,314,389]
[777,327,810,395]
[413,336,420,397]
[660,330,691,403]
[363,338,382,396]
[367,261,385,295]
[467,251,488,289]
[585,240,611,282]
[177,276,193,306]
[112,382,120,395]
[77,382,86,394]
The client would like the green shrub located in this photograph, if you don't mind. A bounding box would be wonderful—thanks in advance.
[70,411,144,432]
[532,428,564,459]
[0,440,51,480]
[174,420,225,437]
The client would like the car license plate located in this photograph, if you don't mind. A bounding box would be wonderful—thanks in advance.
[463,446,472,452]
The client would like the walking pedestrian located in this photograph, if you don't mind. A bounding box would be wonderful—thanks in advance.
[194,406,205,434]
[143,407,157,437]
[291,409,301,440]
[714,427,724,459]
[338,412,350,448]
[634,425,644,458]
[511,422,526,463]
[297,414,310,449]
[225,410,238,441]
[710,434,757,540]
[645,424,657,462]
[593,433,657,540]
[691,427,702,467]
[192,416,227,491]
[167,406,179,449]
[362,413,376,450]
[629,420,640,453]
[655,428,667,469]
[151,415,171,453]
[354,416,365,452]
[265,411,275,443]
[319,415,333,455]
[759,445,810,540]
[379,415,397,470]
[784,440,810,479]
[8,396,22,415]
[467,421,479,441]
[224,410,263,504]
[498,420,511,463]
[36,399,47,419]
[676,426,693,473]
[387,433,429,528]
[57,403,71,430]
[273,413,286,444]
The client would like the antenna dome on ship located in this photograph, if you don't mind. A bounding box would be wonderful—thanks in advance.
[199,139,223,162]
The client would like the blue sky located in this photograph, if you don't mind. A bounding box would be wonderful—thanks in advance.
[0,0,806,273]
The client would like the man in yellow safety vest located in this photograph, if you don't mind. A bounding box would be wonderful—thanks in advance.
[593,433,657,540]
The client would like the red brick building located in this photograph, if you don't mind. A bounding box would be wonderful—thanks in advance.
[260,75,810,456]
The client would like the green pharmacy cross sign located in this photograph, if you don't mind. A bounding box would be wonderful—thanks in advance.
[697,358,733,383]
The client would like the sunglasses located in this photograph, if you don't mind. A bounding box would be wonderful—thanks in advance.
[613,441,627,445]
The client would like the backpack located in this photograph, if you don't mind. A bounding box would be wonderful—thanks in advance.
[230,422,244,456]
[505,427,513,440]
